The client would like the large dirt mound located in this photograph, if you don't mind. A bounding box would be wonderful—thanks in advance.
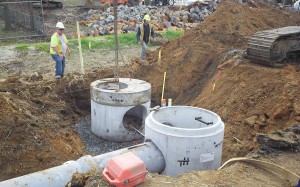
[132,1,300,160]
[134,1,300,104]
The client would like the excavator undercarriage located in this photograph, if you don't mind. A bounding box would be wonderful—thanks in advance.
[246,26,300,67]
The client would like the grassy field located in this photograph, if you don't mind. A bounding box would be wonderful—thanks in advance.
[15,30,184,52]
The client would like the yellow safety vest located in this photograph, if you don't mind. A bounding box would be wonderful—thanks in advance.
[50,33,68,55]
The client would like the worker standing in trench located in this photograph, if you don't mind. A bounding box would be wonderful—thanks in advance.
[136,15,155,61]
[50,22,70,78]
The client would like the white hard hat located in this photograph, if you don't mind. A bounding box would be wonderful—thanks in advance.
[56,22,65,29]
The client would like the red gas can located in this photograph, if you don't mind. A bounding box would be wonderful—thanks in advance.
[102,152,148,187]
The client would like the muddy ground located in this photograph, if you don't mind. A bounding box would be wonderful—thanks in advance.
[0,45,142,79]
[0,0,300,186]
[67,151,300,187]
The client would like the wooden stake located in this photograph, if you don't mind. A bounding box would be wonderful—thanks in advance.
[89,41,92,51]
[161,72,166,101]
[158,50,162,64]
[76,21,84,74]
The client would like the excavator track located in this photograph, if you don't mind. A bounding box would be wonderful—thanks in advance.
[40,1,63,8]
[246,26,300,67]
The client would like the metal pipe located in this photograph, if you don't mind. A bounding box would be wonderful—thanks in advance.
[0,141,165,187]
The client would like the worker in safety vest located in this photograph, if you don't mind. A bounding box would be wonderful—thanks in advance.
[50,22,70,78]
[136,15,155,60]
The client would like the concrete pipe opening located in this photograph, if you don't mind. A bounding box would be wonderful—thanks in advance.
[145,106,225,176]
[123,105,147,132]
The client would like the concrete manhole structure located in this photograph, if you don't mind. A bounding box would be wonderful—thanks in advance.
[0,106,225,186]
[145,106,225,176]
[90,78,151,142]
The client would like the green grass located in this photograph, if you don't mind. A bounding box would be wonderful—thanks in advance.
[13,30,184,52]
[74,32,139,50]
[15,43,49,52]
[15,43,30,50]
[70,31,184,50]
[34,43,49,52]
[162,30,184,40]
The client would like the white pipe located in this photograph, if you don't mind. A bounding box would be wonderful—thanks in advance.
[0,142,165,187]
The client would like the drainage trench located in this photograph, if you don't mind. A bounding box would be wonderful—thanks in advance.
[0,79,226,187]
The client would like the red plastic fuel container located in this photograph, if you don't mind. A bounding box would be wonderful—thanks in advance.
[102,152,148,187]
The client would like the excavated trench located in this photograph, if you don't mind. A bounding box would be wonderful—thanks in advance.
[2,1,300,182]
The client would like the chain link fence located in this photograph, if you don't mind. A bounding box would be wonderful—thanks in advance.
[0,0,45,40]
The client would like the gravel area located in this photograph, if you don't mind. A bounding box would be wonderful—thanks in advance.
[75,116,143,155]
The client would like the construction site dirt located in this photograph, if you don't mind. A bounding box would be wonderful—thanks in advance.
[0,0,300,186]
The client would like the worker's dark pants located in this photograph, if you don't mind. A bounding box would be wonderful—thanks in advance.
[51,54,65,77]
[141,41,147,60]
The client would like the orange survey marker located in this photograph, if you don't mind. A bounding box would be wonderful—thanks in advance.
[102,152,148,187]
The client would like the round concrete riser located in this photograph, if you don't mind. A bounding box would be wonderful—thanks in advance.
[90,78,151,142]
[91,100,150,141]
[145,106,225,176]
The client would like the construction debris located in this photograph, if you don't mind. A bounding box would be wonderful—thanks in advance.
[78,2,217,37]
[256,124,300,151]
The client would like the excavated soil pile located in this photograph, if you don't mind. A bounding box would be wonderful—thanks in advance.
[134,1,300,104]
[132,1,300,160]
[0,70,114,181]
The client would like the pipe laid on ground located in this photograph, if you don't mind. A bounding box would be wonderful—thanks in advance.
[0,141,165,187]
[93,141,165,173]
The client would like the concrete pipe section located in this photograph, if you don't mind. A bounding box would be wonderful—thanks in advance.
[0,142,165,187]
[90,78,151,142]
[145,106,225,176]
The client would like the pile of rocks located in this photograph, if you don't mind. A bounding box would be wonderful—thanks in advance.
[78,1,217,37]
